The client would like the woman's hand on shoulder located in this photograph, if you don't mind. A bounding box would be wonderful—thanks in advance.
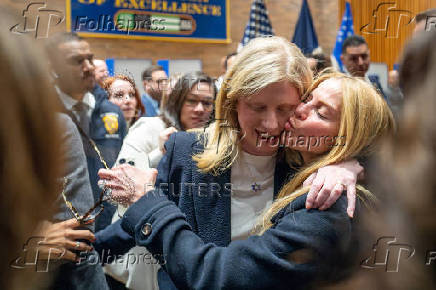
[159,127,178,154]
[303,159,364,218]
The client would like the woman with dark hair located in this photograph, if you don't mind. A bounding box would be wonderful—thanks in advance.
[103,74,145,127]
[113,71,216,170]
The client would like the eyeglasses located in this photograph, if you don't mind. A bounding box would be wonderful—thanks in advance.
[59,131,111,224]
[184,97,214,111]
[61,178,111,224]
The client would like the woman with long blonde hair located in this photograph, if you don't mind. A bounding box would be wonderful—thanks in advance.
[100,71,394,289]
[96,37,386,289]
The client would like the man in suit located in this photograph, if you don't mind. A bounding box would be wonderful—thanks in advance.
[340,35,388,101]
[46,32,127,232]
[49,113,109,290]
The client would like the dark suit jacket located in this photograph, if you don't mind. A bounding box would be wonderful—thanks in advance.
[97,132,364,289]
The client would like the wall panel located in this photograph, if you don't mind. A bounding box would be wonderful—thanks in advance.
[339,0,436,70]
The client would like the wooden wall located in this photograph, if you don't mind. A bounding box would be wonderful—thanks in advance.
[339,0,436,70]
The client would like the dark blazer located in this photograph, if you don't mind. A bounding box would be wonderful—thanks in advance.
[96,131,291,248]
[368,74,389,104]
[96,132,364,289]
[118,132,365,290]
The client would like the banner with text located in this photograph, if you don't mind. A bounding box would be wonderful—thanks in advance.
[67,0,230,43]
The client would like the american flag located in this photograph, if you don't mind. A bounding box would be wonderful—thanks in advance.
[331,2,354,71]
[238,0,274,52]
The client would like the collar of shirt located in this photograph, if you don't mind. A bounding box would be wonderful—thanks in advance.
[343,68,371,83]
[56,86,96,117]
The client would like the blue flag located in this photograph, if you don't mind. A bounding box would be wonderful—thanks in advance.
[292,0,319,55]
[238,0,274,51]
[332,2,354,71]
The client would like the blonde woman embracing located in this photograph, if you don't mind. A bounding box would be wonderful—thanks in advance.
[96,37,389,289]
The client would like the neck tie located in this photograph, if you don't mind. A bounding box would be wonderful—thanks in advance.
[73,101,90,135]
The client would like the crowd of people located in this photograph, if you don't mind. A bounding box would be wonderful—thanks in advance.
[2,7,436,290]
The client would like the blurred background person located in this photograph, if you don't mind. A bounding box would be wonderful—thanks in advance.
[306,52,333,76]
[94,59,109,87]
[340,35,388,102]
[215,52,237,91]
[103,74,145,128]
[1,17,60,290]
[413,8,436,35]
[92,59,110,101]
[114,71,216,170]
[141,65,168,117]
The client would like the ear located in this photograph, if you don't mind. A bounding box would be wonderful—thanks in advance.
[340,54,345,63]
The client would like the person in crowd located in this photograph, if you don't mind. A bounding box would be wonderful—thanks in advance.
[215,52,237,91]
[306,52,332,76]
[114,71,216,170]
[376,28,436,290]
[43,114,107,290]
[413,8,436,35]
[340,35,388,101]
[0,13,101,290]
[94,59,109,87]
[0,14,61,289]
[92,59,110,102]
[103,71,216,289]
[141,65,168,117]
[333,29,436,290]
[45,32,127,232]
[96,37,368,289]
[100,70,394,289]
[103,74,145,128]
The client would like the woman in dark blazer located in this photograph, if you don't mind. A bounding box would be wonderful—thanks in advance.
[95,38,362,256]
[101,71,394,289]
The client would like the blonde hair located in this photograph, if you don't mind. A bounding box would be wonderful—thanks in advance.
[258,72,395,232]
[194,36,313,175]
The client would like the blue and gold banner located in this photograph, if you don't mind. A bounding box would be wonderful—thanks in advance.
[66,0,230,43]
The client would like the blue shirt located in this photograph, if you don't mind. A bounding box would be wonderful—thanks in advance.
[141,93,160,117]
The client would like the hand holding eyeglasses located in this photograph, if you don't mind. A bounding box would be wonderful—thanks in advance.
[37,219,95,262]
[98,165,158,206]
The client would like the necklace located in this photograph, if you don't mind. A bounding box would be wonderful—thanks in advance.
[241,152,271,193]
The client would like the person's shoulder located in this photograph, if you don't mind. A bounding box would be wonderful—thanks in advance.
[165,131,202,155]
[274,194,351,228]
[56,113,79,139]
[129,117,166,131]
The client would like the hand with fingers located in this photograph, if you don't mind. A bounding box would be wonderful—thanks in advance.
[159,127,178,154]
[303,159,364,218]
[98,164,158,206]
[37,218,95,262]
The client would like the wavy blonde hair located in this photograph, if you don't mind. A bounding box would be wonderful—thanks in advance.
[258,72,395,233]
[193,36,313,175]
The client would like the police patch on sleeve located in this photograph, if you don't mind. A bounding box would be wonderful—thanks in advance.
[101,113,119,135]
